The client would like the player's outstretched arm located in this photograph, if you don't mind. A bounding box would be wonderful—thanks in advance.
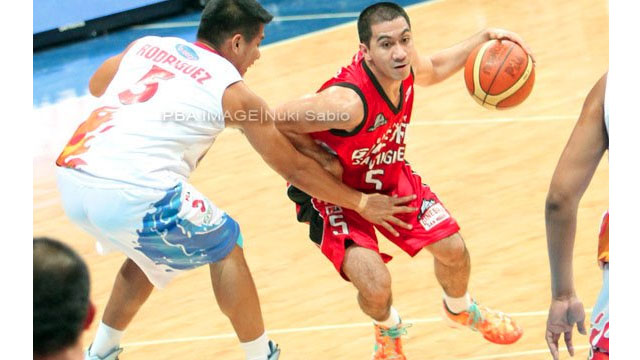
[88,41,137,97]
[223,81,416,235]
[412,28,535,87]
[544,73,608,360]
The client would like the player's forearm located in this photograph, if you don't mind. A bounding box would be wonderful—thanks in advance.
[281,130,336,169]
[545,194,579,299]
[286,154,362,211]
[428,29,490,84]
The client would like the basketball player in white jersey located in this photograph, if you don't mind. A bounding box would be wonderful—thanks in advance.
[55,1,416,359]
[545,72,609,360]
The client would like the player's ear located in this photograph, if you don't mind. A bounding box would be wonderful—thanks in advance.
[359,42,371,61]
[231,33,243,54]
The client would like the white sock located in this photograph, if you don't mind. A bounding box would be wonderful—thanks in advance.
[374,306,401,328]
[89,321,124,357]
[444,292,472,314]
[240,332,271,360]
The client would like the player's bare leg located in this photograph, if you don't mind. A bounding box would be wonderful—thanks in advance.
[426,233,470,297]
[343,245,392,321]
[210,245,280,359]
[343,245,408,359]
[102,259,154,329]
[426,232,523,344]
[210,245,265,341]
[87,259,153,359]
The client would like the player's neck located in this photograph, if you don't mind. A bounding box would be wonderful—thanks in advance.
[194,39,221,55]
[364,59,402,106]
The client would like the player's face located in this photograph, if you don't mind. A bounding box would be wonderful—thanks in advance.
[364,17,414,81]
[237,24,265,76]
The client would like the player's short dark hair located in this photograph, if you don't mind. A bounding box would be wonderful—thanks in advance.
[34,237,90,357]
[197,0,274,48]
[358,2,411,46]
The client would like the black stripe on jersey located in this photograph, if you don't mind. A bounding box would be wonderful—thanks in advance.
[362,61,404,115]
[326,82,369,137]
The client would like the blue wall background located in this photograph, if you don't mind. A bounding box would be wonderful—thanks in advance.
[33,0,427,107]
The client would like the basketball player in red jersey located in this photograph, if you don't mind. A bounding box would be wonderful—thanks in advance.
[545,73,609,360]
[276,2,535,358]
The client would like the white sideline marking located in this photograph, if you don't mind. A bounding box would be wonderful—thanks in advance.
[441,345,590,360]
[412,115,577,126]
[122,308,592,347]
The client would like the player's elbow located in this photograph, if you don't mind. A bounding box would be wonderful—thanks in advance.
[88,81,102,97]
[280,158,311,189]
[88,75,107,97]
[282,166,305,187]
[545,190,574,215]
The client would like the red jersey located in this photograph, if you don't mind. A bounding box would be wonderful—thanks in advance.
[310,51,415,194]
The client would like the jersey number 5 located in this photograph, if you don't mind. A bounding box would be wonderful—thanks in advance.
[119,65,175,105]
[365,169,385,190]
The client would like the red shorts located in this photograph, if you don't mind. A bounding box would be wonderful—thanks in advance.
[589,349,609,360]
[288,163,460,280]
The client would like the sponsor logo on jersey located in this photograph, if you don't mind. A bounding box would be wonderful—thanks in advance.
[176,44,199,61]
[417,198,450,231]
[368,113,388,132]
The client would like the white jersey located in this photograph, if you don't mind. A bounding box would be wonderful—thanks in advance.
[56,36,242,189]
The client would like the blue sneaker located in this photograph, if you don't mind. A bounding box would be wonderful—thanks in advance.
[85,345,123,360]
[267,340,281,360]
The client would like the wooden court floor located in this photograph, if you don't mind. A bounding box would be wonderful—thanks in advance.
[33,0,609,358]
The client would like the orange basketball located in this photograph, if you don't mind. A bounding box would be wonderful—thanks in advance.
[464,39,535,109]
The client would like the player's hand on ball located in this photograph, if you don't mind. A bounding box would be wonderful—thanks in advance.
[485,28,536,65]
[358,194,417,236]
[545,296,587,360]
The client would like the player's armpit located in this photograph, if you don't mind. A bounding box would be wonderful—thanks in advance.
[88,41,137,97]
[274,85,364,134]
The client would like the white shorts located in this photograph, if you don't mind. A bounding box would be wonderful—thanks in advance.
[56,167,243,288]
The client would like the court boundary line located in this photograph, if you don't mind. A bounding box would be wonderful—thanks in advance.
[441,345,590,360]
[411,114,577,125]
[122,308,593,348]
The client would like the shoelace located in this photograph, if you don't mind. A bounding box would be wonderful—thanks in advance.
[467,303,510,331]
[379,323,412,339]
[466,303,485,330]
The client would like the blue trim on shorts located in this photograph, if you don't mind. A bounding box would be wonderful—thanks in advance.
[236,233,244,248]
[135,183,240,270]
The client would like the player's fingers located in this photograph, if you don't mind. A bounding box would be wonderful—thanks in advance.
[545,331,560,360]
[385,215,412,230]
[392,194,416,205]
[392,205,417,214]
[564,330,575,356]
[576,320,587,335]
[496,32,536,65]
[380,221,399,237]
